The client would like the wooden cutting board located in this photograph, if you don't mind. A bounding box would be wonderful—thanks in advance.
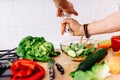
[38,48,120,80]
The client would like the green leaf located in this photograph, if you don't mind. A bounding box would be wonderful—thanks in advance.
[49,51,61,57]
[16,36,60,62]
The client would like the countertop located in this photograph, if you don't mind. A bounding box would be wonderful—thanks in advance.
[38,48,120,80]
[1,48,120,80]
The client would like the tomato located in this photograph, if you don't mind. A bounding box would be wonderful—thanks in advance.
[111,35,120,51]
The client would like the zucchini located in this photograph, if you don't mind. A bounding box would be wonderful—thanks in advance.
[76,48,107,71]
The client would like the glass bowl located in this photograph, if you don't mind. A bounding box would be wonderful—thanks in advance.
[60,39,98,61]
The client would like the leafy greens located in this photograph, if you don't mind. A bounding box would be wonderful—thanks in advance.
[16,36,60,62]
[70,61,110,80]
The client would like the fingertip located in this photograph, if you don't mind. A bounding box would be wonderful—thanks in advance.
[73,10,78,16]
[57,14,59,17]
[71,9,78,16]
[61,32,64,35]
[74,12,78,16]
[57,13,61,17]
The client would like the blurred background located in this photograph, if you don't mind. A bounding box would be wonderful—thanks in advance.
[0,0,120,49]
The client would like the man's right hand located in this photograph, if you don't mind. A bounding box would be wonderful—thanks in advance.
[61,18,84,36]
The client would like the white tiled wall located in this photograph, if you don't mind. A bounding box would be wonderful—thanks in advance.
[0,0,120,49]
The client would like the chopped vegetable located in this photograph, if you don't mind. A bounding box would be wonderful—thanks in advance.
[64,43,96,58]
[10,59,45,80]
[67,49,76,57]
[70,61,110,80]
[16,36,60,62]
[111,35,120,51]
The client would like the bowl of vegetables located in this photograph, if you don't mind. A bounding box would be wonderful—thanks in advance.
[60,39,98,61]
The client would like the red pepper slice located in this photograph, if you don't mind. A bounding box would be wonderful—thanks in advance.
[111,35,120,51]
[10,59,45,80]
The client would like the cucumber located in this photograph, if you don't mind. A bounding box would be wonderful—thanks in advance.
[76,49,84,56]
[76,48,107,71]
[67,50,76,57]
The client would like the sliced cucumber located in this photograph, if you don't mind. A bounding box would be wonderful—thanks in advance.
[76,49,84,56]
[64,43,96,58]
[67,50,76,57]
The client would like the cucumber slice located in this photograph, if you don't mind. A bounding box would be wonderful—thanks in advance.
[67,50,76,57]
[76,49,84,56]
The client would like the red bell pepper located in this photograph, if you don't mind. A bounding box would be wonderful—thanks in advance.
[111,35,120,51]
[10,59,45,80]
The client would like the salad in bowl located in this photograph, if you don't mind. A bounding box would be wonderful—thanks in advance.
[60,39,98,61]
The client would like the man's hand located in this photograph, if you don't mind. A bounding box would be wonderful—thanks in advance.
[53,0,78,17]
[61,18,84,36]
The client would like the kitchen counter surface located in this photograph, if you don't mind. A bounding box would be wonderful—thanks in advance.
[38,48,120,80]
[1,48,120,80]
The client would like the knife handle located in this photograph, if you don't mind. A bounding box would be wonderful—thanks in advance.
[55,63,64,75]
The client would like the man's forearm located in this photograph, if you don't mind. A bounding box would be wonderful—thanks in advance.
[88,10,120,35]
